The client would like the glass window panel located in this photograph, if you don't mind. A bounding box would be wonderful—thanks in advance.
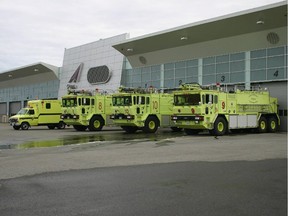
[216,55,229,63]
[216,63,229,73]
[151,65,161,72]
[251,49,266,58]
[151,70,160,80]
[230,72,244,83]
[203,57,215,65]
[251,58,266,70]
[202,75,215,85]
[230,52,245,61]
[133,68,141,74]
[267,68,284,80]
[267,47,284,56]
[203,65,215,75]
[141,73,150,81]
[142,67,150,73]
[164,79,175,88]
[131,82,141,88]
[267,56,284,68]
[175,68,185,78]
[164,63,174,70]
[216,73,230,83]
[187,67,198,76]
[175,61,186,68]
[132,74,141,82]
[251,69,266,81]
[165,69,174,79]
[186,76,198,83]
[150,80,160,88]
[187,59,198,67]
[230,61,245,72]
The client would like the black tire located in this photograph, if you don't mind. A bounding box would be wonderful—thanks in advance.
[142,116,159,133]
[13,125,21,130]
[73,125,87,131]
[170,127,183,132]
[211,116,227,136]
[268,116,278,133]
[121,126,138,133]
[57,122,66,129]
[48,125,56,129]
[88,116,104,131]
[184,129,200,135]
[21,122,30,130]
[258,116,268,133]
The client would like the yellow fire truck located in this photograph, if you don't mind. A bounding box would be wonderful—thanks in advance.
[9,100,65,130]
[110,87,180,133]
[171,83,279,136]
[61,89,113,131]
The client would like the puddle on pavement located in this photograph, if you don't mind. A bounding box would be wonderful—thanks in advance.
[0,130,183,149]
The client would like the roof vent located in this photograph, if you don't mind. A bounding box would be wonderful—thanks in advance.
[139,56,147,65]
[267,32,279,44]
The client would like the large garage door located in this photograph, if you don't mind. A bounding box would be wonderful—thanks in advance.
[0,102,7,122]
[9,101,21,116]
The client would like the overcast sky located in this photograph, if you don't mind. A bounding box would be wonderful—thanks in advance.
[0,0,282,72]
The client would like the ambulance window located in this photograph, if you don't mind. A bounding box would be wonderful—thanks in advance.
[28,109,34,115]
[202,95,205,104]
[92,99,95,105]
[78,98,81,105]
[46,103,51,109]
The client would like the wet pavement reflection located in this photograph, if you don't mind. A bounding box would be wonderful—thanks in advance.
[0,130,185,149]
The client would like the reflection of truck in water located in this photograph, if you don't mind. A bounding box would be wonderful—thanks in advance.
[61,89,113,131]
[110,87,180,133]
[171,83,280,136]
[9,100,65,130]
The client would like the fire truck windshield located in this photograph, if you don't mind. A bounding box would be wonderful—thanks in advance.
[112,96,132,106]
[62,98,77,107]
[174,94,201,106]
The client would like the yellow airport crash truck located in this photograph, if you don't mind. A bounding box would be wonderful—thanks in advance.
[110,86,180,133]
[171,83,279,136]
[61,89,113,131]
[9,100,65,130]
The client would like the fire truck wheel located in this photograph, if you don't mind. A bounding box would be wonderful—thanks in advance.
[121,126,138,133]
[212,117,227,136]
[143,116,159,133]
[57,122,66,129]
[88,116,104,131]
[21,122,30,130]
[268,116,277,133]
[73,125,87,131]
[258,116,268,133]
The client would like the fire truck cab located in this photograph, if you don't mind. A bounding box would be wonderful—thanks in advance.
[110,87,179,133]
[61,88,113,131]
[171,83,279,136]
